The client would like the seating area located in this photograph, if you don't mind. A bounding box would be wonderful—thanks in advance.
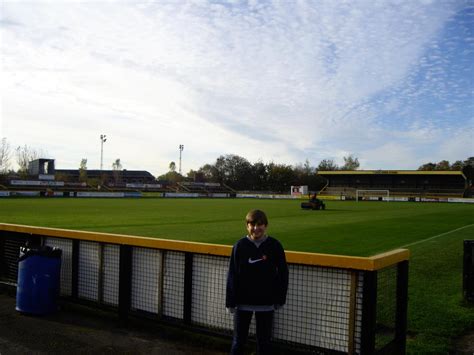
[317,170,468,199]
[177,181,235,195]
[3,159,470,199]
[0,163,236,197]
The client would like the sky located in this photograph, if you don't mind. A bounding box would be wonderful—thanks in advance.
[1,0,473,176]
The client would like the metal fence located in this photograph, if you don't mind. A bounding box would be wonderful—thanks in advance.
[0,223,409,354]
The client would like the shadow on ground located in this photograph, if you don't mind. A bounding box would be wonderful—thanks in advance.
[4,286,471,354]
[0,288,229,354]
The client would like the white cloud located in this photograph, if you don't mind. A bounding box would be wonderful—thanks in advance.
[1,0,472,174]
[437,124,474,162]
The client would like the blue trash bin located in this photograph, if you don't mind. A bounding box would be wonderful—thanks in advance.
[16,245,62,315]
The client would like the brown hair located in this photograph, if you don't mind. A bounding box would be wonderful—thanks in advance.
[245,209,268,226]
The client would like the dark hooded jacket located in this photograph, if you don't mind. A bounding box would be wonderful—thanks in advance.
[226,236,288,308]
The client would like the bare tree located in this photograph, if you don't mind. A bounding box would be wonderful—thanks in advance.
[418,162,436,171]
[15,145,43,177]
[112,158,122,170]
[112,158,123,185]
[197,163,218,182]
[341,155,360,170]
[451,160,464,171]
[79,158,88,182]
[435,160,450,170]
[317,159,338,171]
[169,161,176,172]
[0,138,11,174]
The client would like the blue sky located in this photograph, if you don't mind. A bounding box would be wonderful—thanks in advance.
[1,0,473,175]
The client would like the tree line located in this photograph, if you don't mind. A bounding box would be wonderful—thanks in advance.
[158,154,363,192]
[160,154,474,192]
[1,138,472,192]
[0,139,45,176]
[417,157,474,171]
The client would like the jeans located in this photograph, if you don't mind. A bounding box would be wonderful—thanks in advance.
[230,309,274,355]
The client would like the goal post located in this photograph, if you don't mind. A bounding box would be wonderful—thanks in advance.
[356,189,390,201]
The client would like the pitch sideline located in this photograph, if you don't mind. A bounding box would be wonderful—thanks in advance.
[401,223,474,248]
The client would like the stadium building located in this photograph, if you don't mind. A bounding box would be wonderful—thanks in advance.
[24,158,157,186]
[317,170,472,199]
[1,159,234,197]
[55,169,157,186]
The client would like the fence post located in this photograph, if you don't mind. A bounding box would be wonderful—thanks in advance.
[119,245,132,320]
[183,252,193,324]
[71,240,79,299]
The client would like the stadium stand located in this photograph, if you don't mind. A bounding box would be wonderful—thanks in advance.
[55,169,157,186]
[317,170,468,199]
[177,182,235,195]
[4,158,471,201]
[1,159,170,196]
[1,159,239,197]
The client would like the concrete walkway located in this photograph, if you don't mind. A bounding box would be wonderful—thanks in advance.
[3,288,471,354]
[0,290,229,354]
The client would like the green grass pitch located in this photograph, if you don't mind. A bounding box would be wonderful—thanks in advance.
[0,197,473,353]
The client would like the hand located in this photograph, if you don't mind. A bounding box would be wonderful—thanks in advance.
[226,307,236,314]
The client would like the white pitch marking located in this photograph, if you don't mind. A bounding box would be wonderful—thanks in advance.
[401,224,474,248]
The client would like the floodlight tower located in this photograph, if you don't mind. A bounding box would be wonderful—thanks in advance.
[100,134,107,170]
[179,144,184,174]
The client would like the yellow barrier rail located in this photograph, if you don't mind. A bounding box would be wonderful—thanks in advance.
[0,223,409,271]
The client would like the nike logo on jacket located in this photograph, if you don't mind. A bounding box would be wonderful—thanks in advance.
[226,236,289,308]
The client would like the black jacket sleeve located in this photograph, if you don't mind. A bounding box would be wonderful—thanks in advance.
[276,241,289,306]
[225,244,238,308]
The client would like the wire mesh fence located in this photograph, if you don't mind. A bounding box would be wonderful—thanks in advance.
[0,226,408,354]
[131,246,161,314]
[375,265,398,350]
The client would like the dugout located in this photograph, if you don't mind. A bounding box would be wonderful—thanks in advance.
[317,170,468,199]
